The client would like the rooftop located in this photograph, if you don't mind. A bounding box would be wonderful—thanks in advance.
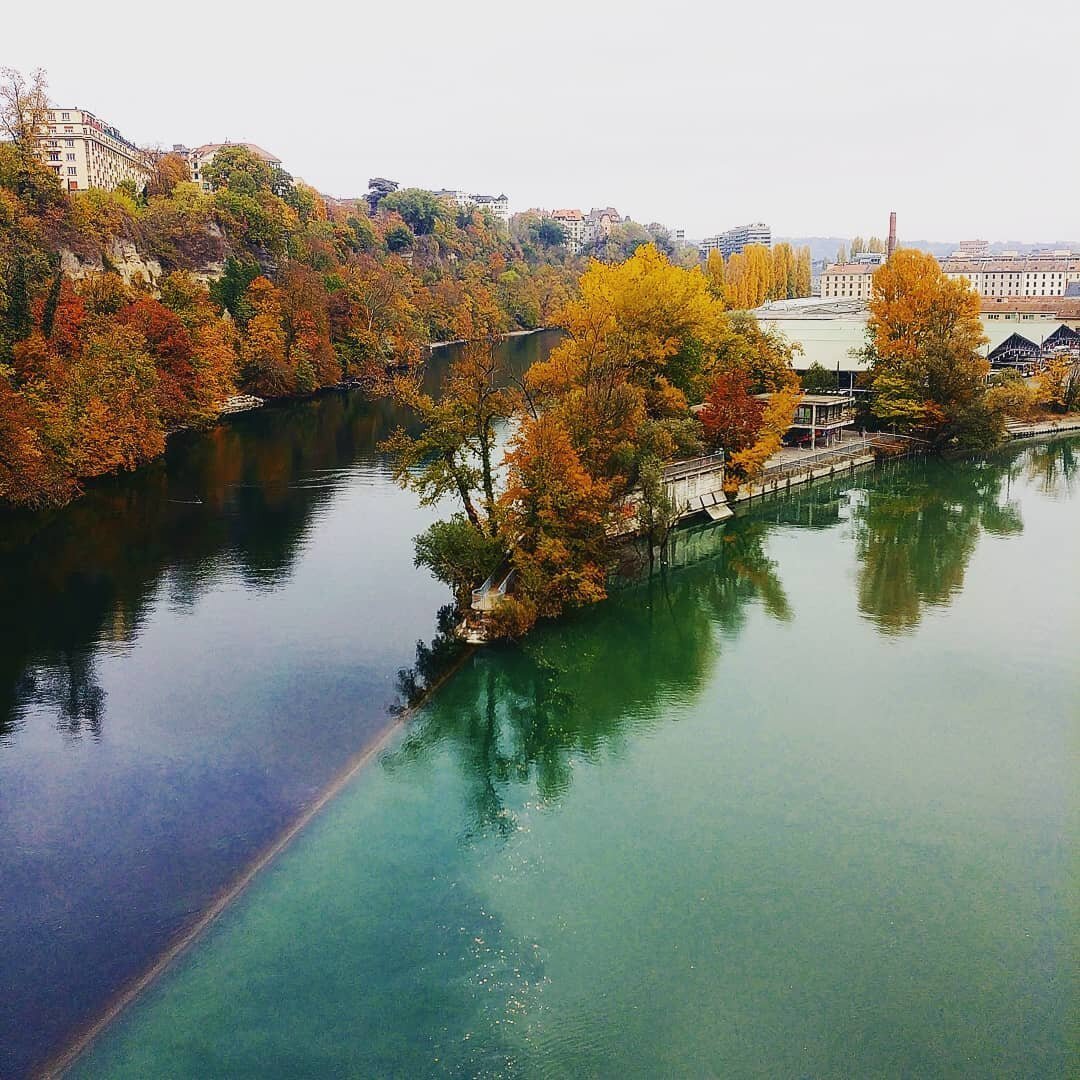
[942,257,1079,273]
[192,142,282,165]
[822,263,876,275]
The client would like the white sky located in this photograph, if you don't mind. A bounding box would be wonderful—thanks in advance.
[6,0,1078,242]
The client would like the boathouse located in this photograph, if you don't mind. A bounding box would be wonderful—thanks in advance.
[757,393,856,449]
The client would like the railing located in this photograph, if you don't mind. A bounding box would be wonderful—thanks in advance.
[662,451,725,482]
[761,438,876,479]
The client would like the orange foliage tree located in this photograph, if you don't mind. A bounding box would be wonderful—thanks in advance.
[498,414,614,629]
[866,250,999,449]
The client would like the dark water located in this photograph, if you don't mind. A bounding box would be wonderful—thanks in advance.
[71,438,1078,1079]
[0,332,559,1078]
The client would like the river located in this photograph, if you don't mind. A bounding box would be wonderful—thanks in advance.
[0,331,558,1078]
[2,354,1076,1077]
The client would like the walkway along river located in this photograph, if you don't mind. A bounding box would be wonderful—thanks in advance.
[66,435,1077,1078]
[0,332,558,1079]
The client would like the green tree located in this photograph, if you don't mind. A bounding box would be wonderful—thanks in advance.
[801,361,836,392]
[379,188,446,235]
[385,223,414,253]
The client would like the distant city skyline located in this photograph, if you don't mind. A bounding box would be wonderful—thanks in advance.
[7,0,1077,241]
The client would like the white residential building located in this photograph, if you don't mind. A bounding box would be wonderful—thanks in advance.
[36,107,149,192]
[941,254,1080,298]
[178,142,283,191]
[820,262,876,300]
[700,222,772,258]
[472,193,510,224]
[551,208,586,253]
[432,190,510,224]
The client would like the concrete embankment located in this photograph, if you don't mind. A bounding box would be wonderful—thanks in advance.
[1007,416,1080,439]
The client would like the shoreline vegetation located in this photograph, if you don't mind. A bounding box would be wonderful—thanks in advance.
[2,64,1076,626]
[0,67,816,514]
[379,244,1079,641]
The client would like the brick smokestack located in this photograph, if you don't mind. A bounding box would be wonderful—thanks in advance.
[887,211,897,259]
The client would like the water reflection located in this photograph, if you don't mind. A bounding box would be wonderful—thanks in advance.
[0,332,560,1079]
[391,438,1080,833]
[388,516,790,833]
[849,443,1073,634]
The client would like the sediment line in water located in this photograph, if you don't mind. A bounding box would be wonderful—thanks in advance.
[38,649,475,1079]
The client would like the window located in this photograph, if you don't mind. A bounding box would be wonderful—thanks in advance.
[61,112,70,120]
[65,138,74,147]
[66,153,75,161]
[67,167,76,175]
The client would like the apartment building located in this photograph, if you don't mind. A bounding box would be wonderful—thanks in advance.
[179,142,283,191]
[36,107,149,191]
[819,262,876,300]
[584,207,622,244]
[432,190,510,224]
[700,222,772,258]
[551,208,586,253]
[941,254,1080,299]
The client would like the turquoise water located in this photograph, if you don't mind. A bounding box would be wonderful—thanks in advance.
[74,441,1078,1078]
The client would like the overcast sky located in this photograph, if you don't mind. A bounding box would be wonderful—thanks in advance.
[7,0,1078,242]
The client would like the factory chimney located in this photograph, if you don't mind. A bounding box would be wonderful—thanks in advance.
[887,211,897,259]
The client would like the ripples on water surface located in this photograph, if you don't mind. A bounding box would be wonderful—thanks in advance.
[66,435,1079,1080]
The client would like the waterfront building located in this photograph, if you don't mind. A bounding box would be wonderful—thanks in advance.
[941,254,1080,299]
[980,296,1080,327]
[1043,323,1080,354]
[758,392,856,449]
[551,208,586,253]
[820,262,876,300]
[700,222,772,258]
[179,142,283,191]
[35,107,149,191]
[953,240,990,258]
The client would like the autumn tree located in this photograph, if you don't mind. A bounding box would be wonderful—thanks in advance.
[725,385,802,492]
[529,244,728,479]
[381,336,517,534]
[145,152,191,198]
[1037,356,1080,414]
[698,371,766,453]
[238,277,292,397]
[379,188,446,235]
[865,249,999,449]
[0,67,50,144]
[498,413,614,628]
[801,361,836,393]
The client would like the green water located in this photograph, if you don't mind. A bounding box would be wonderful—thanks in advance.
[75,441,1078,1079]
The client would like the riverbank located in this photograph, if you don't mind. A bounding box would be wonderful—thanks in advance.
[427,326,550,349]
[1006,414,1080,439]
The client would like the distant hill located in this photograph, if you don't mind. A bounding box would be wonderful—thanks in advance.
[779,237,1080,266]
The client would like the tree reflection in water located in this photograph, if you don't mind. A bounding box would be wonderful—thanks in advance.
[849,442,1079,634]
[0,390,412,743]
[390,437,1080,830]
[387,517,790,835]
